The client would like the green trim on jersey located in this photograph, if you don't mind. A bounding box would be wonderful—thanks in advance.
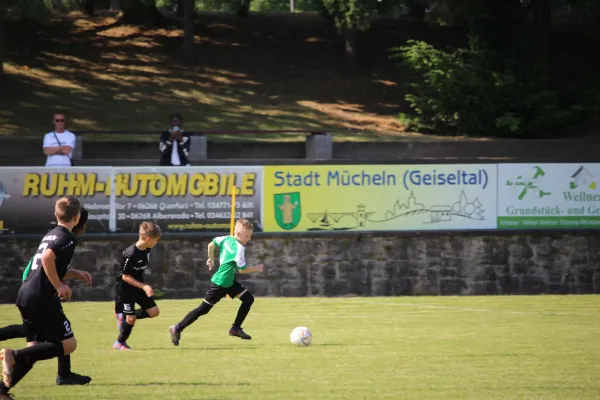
[22,257,33,283]
[211,235,246,288]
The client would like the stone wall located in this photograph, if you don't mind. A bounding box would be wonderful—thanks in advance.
[1,233,599,304]
[2,137,599,166]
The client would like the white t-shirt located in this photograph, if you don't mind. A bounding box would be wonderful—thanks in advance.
[43,130,76,167]
[170,128,182,166]
[171,139,181,165]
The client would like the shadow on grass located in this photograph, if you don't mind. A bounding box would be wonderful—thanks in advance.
[142,343,346,351]
[310,343,345,346]
[93,381,251,387]
[142,346,259,351]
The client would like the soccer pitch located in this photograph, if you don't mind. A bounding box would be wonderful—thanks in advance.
[1,296,599,399]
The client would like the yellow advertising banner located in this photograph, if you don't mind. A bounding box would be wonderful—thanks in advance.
[263,165,498,232]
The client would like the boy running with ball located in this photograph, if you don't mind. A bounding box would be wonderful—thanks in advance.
[169,218,263,344]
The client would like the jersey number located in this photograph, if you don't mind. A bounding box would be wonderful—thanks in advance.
[31,242,50,271]
[63,321,72,335]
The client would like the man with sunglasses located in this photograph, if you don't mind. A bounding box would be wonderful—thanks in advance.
[43,113,76,167]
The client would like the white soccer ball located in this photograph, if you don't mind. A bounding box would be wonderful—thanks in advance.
[290,326,312,347]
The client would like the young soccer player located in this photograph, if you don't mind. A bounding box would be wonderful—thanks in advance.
[113,221,162,350]
[0,208,92,400]
[1,197,85,398]
[0,208,90,342]
[169,218,264,345]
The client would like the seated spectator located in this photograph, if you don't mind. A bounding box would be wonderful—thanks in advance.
[43,113,76,167]
[160,113,191,166]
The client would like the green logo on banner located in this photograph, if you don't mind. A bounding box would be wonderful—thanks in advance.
[505,165,551,200]
[274,192,301,230]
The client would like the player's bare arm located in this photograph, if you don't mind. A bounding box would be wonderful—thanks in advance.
[122,274,154,297]
[207,241,216,270]
[41,248,72,301]
[63,269,92,286]
[239,264,264,274]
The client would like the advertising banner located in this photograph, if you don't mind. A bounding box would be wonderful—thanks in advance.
[0,167,113,234]
[0,166,264,235]
[262,165,498,232]
[112,167,263,233]
[3,163,597,235]
[497,163,600,229]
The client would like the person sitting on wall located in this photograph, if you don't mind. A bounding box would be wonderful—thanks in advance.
[159,113,191,166]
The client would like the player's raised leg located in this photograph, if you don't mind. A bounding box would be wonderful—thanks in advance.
[0,326,26,342]
[135,292,160,321]
[0,325,26,399]
[169,300,215,346]
[169,283,224,346]
[2,333,77,388]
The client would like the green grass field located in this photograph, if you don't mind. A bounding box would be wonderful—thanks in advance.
[1,296,600,399]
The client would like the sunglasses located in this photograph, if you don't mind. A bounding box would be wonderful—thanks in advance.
[55,119,65,122]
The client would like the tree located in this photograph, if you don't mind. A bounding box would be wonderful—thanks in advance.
[237,0,251,17]
[0,0,5,78]
[321,0,377,75]
[183,0,194,62]
[403,0,426,18]
[121,0,162,24]
[80,0,95,15]
[394,0,600,137]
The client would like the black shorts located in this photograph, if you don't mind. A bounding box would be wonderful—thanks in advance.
[115,286,157,315]
[19,303,74,343]
[204,280,246,305]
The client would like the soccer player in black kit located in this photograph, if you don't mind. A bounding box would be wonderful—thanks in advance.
[0,197,85,398]
[0,207,92,400]
[113,221,162,350]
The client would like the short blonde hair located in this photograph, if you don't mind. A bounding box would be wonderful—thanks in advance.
[139,221,161,239]
[235,218,253,231]
[55,196,81,223]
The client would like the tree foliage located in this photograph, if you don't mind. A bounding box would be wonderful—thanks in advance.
[394,40,569,136]
[392,0,600,137]
[320,0,377,32]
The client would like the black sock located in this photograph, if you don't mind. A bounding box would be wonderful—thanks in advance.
[58,355,71,378]
[117,321,134,343]
[0,324,27,341]
[177,302,213,332]
[233,292,254,328]
[9,358,35,388]
[14,342,64,364]
[135,309,150,319]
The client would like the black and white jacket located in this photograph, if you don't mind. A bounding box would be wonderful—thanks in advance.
[159,129,191,166]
